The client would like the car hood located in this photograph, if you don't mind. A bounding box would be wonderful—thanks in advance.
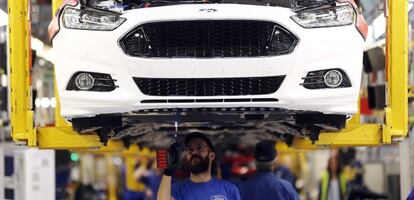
[83,0,293,12]
[120,3,295,22]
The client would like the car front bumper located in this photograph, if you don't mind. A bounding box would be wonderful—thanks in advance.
[52,4,364,118]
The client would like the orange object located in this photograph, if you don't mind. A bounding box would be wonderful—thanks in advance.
[360,97,373,115]
[157,149,168,169]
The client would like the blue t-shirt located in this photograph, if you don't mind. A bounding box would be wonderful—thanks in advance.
[172,178,241,200]
[274,165,296,188]
[239,172,299,200]
[407,187,414,200]
[141,171,161,200]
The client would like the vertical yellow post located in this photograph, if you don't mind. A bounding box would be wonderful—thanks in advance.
[123,145,146,193]
[346,97,361,128]
[8,0,36,146]
[384,0,408,143]
[106,155,118,200]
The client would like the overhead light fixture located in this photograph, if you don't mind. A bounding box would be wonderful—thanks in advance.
[1,74,7,87]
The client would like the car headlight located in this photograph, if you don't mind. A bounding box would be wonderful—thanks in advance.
[291,4,355,28]
[62,7,126,30]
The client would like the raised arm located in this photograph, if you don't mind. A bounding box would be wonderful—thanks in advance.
[157,143,182,200]
[157,174,173,200]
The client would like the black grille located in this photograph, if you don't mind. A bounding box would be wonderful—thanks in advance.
[133,76,285,96]
[120,20,297,58]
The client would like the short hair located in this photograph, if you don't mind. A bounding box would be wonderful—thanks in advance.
[254,140,277,162]
[184,132,215,152]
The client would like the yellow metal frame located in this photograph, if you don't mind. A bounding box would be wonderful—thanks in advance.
[8,0,408,149]
[384,0,408,142]
[8,0,36,146]
[37,0,103,149]
[122,145,150,192]
[8,0,103,148]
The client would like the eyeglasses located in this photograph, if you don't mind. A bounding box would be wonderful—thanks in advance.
[185,144,209,154]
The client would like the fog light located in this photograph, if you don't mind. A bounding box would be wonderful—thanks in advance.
[67,72,116,92]
[302,68,351,89]
[75,73,94,90]
[324,70,343,88]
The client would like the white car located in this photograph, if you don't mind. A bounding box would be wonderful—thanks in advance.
[49,0,367,144]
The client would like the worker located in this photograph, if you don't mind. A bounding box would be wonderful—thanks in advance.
[238,140,299,200]
[318,154,348,200]
[157,132,241,200]
[273,161,296,189]
[134,158,162,200]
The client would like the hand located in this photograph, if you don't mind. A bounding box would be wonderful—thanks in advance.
[163,142,182,176]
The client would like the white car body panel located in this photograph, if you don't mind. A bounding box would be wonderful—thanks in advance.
[52,3,364,118]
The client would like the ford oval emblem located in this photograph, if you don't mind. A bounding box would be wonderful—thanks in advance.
[199,8,217,13]
[211,195,226,200]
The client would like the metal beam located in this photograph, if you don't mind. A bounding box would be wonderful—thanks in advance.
[8,0,36,146]
[290,124,383,149]
[105,155,118,200]
[74,140,125,152]
[383,0,408,143]
[123,145,146,192]
[37,127,102,149]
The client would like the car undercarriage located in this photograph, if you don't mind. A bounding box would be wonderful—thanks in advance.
[71,108,347,148]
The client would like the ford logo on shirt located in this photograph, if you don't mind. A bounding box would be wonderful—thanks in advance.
[199,8,218,13]
[211,195,226,200]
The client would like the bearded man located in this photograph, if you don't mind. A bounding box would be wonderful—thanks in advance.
[157,132,241,200]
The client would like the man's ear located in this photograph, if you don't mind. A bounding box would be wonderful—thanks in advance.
[209,152,216,160]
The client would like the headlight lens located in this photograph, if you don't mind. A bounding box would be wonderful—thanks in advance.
[62,7,126,30]
[291,4,355,28]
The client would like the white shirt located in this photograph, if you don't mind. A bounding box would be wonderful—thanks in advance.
[327,178,341,200]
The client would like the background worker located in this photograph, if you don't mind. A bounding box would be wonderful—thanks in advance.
[318,154,348,200]
[239,140,299,200]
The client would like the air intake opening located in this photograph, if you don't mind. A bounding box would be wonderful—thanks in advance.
[134,76,285,96]
[120,20,298,58]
